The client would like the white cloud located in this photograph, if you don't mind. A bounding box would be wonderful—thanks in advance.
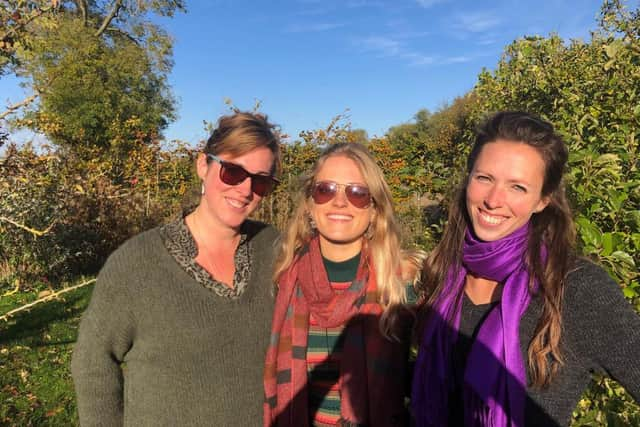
[346,0,368,7]
[440,55,473,64]
[454,11,501,33]
[403,52,435,65]
[285,22,346,33]
[356,36,404,56]
[416,0,449,8]
[355,35,472,67]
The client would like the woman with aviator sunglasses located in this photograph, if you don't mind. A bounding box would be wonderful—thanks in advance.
[73,112,282,426]
[264,142,424,427]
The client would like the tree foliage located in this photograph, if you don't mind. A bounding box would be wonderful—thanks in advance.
[1,0,184,152]
[0,138,196,292]
[474,0,639,305]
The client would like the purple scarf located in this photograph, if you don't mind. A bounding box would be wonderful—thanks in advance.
[412,224,538,427]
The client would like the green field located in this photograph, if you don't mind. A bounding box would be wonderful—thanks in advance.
[0,284,92,427]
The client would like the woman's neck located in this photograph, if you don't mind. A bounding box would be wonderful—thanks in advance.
[187,206,240,248]
[185,208,240,287]
[464,273,501,305]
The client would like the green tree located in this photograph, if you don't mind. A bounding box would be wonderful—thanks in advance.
[474,0,639,299]
[1,0,185,153]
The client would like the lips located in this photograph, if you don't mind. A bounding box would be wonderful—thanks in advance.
[478,209,507,226]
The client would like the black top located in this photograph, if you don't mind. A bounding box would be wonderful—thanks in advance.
[444,259,640,426]
[449,295,499,426]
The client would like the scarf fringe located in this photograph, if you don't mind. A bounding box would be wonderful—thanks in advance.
[465,386,496,427]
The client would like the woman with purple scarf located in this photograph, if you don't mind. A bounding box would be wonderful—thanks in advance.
[412,111,640,426]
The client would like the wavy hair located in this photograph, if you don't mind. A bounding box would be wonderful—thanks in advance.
[420,111,576,387]
[273,142,423,338]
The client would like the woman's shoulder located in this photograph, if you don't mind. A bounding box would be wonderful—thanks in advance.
[565,257,616,293]
[562,257,632,316]
[100,226,165,274]
[91,226,166,302]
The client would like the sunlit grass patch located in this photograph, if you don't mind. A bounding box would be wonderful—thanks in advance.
[0,282,93,426]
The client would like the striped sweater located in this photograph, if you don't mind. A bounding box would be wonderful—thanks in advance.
[306,254,359,426]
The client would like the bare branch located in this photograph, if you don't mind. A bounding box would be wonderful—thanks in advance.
[0,216,57,237]
[74,0,88,26]
[94,0,123,37]
[0,278,96,322]
[0,92,39,120]
[1,280,20,297]
[106,26,140,45]
[0,7,47,43]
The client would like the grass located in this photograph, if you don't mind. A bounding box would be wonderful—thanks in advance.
[0,282,93,427]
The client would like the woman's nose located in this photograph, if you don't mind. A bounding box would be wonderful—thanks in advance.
[331,187,349,207]
[483,185,504,209]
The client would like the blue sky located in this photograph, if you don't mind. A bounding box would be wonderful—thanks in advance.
[1,0,636,146]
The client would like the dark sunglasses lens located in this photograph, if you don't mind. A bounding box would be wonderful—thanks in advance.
[345,185,371,208]
[251,176,275,197]
[312,182,336,204]
[220,163,249,185]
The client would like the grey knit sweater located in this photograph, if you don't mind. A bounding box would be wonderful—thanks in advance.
[451,259,640,426]
[71,220,278,427]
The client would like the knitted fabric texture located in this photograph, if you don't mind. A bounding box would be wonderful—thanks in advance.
[72,221,278,427]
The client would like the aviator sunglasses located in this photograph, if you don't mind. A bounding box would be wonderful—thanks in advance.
[310,181,373,209]
[206,153,279,197]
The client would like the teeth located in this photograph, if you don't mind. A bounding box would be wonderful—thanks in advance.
[227,198,247,209]
[328,214,352,220]
[480,212,505,225]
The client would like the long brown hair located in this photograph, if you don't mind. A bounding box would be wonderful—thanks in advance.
[420,111,576,387]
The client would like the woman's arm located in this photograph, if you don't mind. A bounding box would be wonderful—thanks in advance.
[563,260,640,400]
[71,252,135,426]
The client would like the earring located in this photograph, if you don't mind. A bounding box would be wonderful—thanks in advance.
[308,214,316,230]
[201,183,205,195]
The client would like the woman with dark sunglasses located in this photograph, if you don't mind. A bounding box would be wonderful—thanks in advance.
[72,112,282,426]
[264,142,424,427]
[411,111,639,426]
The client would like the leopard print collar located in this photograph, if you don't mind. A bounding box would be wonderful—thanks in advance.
[159,217,252,299]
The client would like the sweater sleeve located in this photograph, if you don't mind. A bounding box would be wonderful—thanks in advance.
[563,260,640,400]
[71,245,137,426]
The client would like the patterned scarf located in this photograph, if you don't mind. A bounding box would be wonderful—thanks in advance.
[264,236,409,427]
[412,224,537,427]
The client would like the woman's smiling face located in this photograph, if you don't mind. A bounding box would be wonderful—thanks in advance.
[308,155,375,260]
[466,139,549,242]
[197,146,274,231]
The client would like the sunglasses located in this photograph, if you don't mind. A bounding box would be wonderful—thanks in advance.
[206,153,278,197]
[311,181,373,209]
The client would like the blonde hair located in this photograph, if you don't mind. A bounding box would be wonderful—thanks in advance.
[273,142,423,337]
